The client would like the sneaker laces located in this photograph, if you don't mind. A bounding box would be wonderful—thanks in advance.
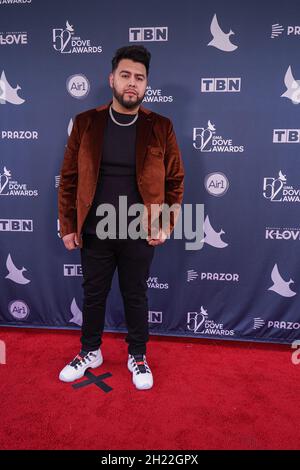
[130,354,151,375]
[69,351,97,370]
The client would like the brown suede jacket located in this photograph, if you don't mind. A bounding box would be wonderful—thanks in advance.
[58,102,184,247]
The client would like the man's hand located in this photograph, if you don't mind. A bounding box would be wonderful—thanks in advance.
[146,228,168,246]
[62,232,79,250]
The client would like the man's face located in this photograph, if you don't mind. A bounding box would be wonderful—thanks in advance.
[109,58,147,110]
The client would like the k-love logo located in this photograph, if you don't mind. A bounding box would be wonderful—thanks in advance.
[265,226,300,242]
[187,306,235,336]
[0,31,27,45]
[0,166,38,196]
[263,170,300,203]
[142,86,173,103]
[193,120,244,153]
[52,20,103,54]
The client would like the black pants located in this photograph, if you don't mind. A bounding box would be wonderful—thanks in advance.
[80,234,155,355]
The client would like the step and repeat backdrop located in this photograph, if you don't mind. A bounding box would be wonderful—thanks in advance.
[1,0,300,344]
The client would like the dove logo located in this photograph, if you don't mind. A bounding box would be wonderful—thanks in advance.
[143,85,173,103]
[148,311,162,323]
[201,215,228,249]
[129,27,168,42]
[268,264,296,297]
[8,300,30,320]
[193,122,244,152]
[147,277,168,289]
[0,166,38,196]
[66,74,90,99]
[281,66,300,105]
[53,21,102,54]
[208,14,238,52]
[0,70,25,105]
[0,166,11,194]
[187,307,208,333]
[187,307,234,336]
[5,254,30,284]
[204,172,229,197]
[69,298,82,326]
[263,170,287,202]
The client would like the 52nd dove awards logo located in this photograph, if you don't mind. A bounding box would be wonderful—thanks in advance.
[263,170,300,203]
[0,166,38,196]
[52,20,103,54]
[193,121,244,153]
[187,307,235,336]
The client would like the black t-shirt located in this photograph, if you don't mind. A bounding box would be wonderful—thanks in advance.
[82,107,143,237]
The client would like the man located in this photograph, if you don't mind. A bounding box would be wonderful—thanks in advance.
[58,45,184,390]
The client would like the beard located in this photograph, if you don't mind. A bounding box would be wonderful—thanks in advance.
[112,86,145,110]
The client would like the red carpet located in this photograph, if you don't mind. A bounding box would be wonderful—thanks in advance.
[0,327,299,450]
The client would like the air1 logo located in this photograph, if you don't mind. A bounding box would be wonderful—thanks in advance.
[66,74,90,99]
[8,300,30,320]
[204,172,229,196]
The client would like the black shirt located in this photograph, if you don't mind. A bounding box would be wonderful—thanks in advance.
[82,107,143,237]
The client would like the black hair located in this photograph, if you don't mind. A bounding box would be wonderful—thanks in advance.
[111,45,151,76]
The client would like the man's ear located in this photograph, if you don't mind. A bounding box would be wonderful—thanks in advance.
[109,72,113,89]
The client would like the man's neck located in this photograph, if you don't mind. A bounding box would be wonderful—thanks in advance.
[111,98,139,115]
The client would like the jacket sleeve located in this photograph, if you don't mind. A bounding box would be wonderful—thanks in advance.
[58,115,80,238]
[162,119,184,235]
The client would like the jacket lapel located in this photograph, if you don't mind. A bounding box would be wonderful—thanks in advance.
[135,107,154,178]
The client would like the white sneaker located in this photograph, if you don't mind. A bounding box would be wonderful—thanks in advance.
[59,349,103,383]
[127,354,153,390]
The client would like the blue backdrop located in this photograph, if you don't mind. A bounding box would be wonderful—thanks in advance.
[1,0,300,344]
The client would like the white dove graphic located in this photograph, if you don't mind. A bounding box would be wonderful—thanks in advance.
[69,298,83,326]
[278,170,287,182]
[0,71,25,105]
[5,254,30,284]
[268,264,296,297]
[201,215,228,248]
[281,66,300,104]
[208,14,238,52]
[66,20,74,32]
